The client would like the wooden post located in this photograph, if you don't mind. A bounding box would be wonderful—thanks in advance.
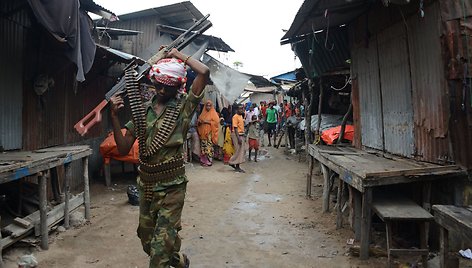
[104,162,111,187]
[336,179,344,229]
[316,77,323,138]
[321,164,330,213]
[439,227,448,268]
[304,80,313,148]
[360,188,372,260]
[386,222,393,268]
[0,216,3,267]
[423,181,432,212]
[50,167,61,202]
[63,163,71,229]
[39,172,49,250]
[419,222,429,268]
[336,96,353,144]
[353,189,362,241]
[306,156,314,197]
[83,157,91,221]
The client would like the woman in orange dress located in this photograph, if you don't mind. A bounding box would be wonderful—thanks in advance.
[197,100,220,166]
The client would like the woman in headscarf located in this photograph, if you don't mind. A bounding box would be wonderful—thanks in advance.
[197,100,220,166]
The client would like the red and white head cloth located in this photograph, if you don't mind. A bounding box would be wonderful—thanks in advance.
[148,58,187,95]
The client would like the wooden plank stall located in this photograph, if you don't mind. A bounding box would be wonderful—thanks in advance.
[0,145,92,260]
[307,144,467,260]
[372,195,434,267]
[432,205,472,268]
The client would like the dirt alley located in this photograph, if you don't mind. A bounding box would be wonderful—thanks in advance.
[3,146,386,268]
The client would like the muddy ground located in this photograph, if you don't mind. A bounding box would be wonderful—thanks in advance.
[4,146,394,267]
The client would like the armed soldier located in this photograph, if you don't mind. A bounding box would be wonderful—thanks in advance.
[110,48,209,268]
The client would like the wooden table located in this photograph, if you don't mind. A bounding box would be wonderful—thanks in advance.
[307,144,466,260]
[432,205,472,268]
[0,145,92,259]
[372,195,434,267]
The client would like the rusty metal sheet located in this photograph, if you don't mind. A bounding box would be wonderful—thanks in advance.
[443,19,472,80]
[351,37,384,151]
[439,0,472,21]
[407,1,452,163]
[377,22,415,157]
[22,43,116,150]
[449,80,472,168]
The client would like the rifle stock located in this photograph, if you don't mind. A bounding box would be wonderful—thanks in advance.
[74,14,210,136]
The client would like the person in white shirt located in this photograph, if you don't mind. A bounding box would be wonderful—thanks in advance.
[244,105,256,127]
[252,103,260,117]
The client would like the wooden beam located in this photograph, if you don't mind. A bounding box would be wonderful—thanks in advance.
[1,193,84,250]
[0,216,3,267]
[316,77,323,136]
[360,188,372,260]
[321,164,331,213]
[83,157,91,221]
[63,164,71,229]
[0,149,92,184]
[39,173,48,250]
[33,193,84,236]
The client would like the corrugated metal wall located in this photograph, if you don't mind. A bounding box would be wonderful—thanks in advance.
[0,2,30,150]
[377,22,415,157]
[109,16,164,58]
[352,37,384,151]
[407,1,452,163]
[351,2,455,162]
[22,44,116,150]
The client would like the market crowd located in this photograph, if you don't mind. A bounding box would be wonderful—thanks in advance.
[189,99,304,173]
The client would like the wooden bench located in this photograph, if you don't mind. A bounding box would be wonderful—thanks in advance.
[432,205,472,268]
[372,195,434,268]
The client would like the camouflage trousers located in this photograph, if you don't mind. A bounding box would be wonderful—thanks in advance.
[137,181,187,268]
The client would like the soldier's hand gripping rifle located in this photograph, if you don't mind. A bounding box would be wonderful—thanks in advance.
[74,14,212,136]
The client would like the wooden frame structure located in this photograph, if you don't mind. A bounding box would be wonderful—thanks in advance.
[307,144,467,260]
[433,205,472,268]
[0,146,92,262]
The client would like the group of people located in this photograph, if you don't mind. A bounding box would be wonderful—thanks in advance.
[190,98,305,173]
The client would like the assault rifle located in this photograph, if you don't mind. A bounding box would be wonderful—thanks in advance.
[74,14,212,136]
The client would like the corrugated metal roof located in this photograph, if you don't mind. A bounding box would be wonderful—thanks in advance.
[96,44,144,63]
[281,0,369,43]
[96,27,142,36]
[292,26,350,78]
[271,71,297,83]
[116,1,204,29]
[156,24,234,52]
[80,0,117,21]
[244,86,276,93]
[244,74,279,88]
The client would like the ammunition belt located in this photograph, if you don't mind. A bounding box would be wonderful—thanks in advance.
[142,100,182,158]
[125,65,147,159]
[124,63,183,160]
[139,157,185,173]
[138,162,185,201]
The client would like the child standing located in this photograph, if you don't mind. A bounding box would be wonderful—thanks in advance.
[247,115,260,162]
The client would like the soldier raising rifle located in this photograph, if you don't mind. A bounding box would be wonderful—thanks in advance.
[110,48,209,268]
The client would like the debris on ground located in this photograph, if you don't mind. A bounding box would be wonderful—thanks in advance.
[17,254,38,268]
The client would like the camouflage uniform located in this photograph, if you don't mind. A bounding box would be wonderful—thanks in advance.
[126,90,203,268]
